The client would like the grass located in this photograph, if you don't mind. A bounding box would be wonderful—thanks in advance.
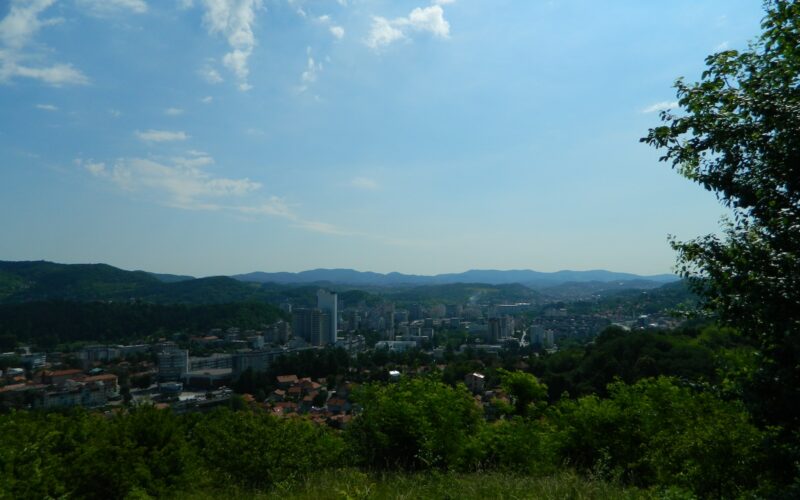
[184,469,662,500]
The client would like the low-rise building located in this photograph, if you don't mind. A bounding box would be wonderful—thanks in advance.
[464,372,485,394]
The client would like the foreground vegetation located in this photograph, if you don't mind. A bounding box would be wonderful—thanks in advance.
[189,470,651,500]
[0,372,774,499]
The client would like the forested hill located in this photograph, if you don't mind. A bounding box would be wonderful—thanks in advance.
[0,261,273,304]
[0,301,287,349]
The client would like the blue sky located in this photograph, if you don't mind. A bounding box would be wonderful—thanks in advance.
[0,0,765,276]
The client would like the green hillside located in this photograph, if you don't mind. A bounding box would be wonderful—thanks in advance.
[0,301,287,348]
[0,261,276,305]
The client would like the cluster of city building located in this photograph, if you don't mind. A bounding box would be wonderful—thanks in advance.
[1,287,677,413]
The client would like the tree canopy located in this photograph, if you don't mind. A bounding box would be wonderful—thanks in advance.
[642,0,800,430]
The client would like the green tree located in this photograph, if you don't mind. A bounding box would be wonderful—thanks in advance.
[554,377,765,496]
[192,409,344,489]
[641,1,800,440]
[346,377,483,470]
[497,369,548,417]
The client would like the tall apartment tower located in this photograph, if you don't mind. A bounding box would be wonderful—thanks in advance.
[317,289,338,345]
[292,308,326,346]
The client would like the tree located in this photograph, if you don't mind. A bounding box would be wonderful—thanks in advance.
[641,1,800,434]
[497,369,548,417]
[554,377,765,496]
[346,377,483,470]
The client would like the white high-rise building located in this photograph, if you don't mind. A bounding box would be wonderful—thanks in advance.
[317,289,338,345]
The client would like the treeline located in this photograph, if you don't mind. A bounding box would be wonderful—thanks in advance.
[530,324,732,399]
[232,324,743,402]
[0,373,775,498]
[0,301,286,350]
[557,280,697,316]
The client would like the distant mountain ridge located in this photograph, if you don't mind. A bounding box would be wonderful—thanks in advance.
[0,260,679,305]
[233,268,678,287]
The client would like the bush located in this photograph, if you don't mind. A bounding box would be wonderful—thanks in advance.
[192,409,345,489]
[554,377,765,497]
[471,417,558,474]
[346,377,483,470]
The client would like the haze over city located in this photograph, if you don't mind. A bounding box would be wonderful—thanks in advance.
[0,0,764,276]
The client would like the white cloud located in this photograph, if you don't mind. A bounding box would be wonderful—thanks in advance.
[314,13,345,40]
[83,156,260,209]
[81,155,348,235]
[366,16,405,49]
[350,176,379,190]
[172,151,214,168]
[433,0,456,4]
[165,107,184,116]
[199,64,224,84]
[135,129,190,142]
[291,220,351,235]
[201,95,213,103]
[83,161,106,176]
[9,63,89,86]
[406,5,449,38]
[366,4,451,50]
[641,101,679,114]
[237,196,294,218]
[76,0,148,16]
[329,25,345,39]
[0,0,59,49]
[35,103,58,111]
[0,1,89,86]
[109,108,122,117]
[239,201,352,235]
[288,0,307,18]
[298,47,322,92]
[245,127,266,136]
[200,0,263,91]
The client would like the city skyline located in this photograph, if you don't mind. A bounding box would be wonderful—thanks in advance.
[0,0,766,276]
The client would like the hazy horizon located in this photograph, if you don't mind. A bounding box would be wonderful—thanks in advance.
[0,0,764,276]
[1,257,678,280]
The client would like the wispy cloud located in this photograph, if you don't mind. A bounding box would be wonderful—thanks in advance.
[8,63,89,86]
[0,0,89,86]
[135,129,190,142]
[35,103,58,111]
[201,96,213,103]
[165,107,184,116]
[80,155,350,235]
[76,0,148,16]
[641,101,679,114]
[329,25,345,40]
[0,0,60,49]
[366,4,452,50]
[292,219,352,235]
[172,150,214,168]
[199,0,263,91]
[199,63,224,84]
[81,155,260,209]
[298,47,322,92]
[314,13,345,40]
[349,176,379,190]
